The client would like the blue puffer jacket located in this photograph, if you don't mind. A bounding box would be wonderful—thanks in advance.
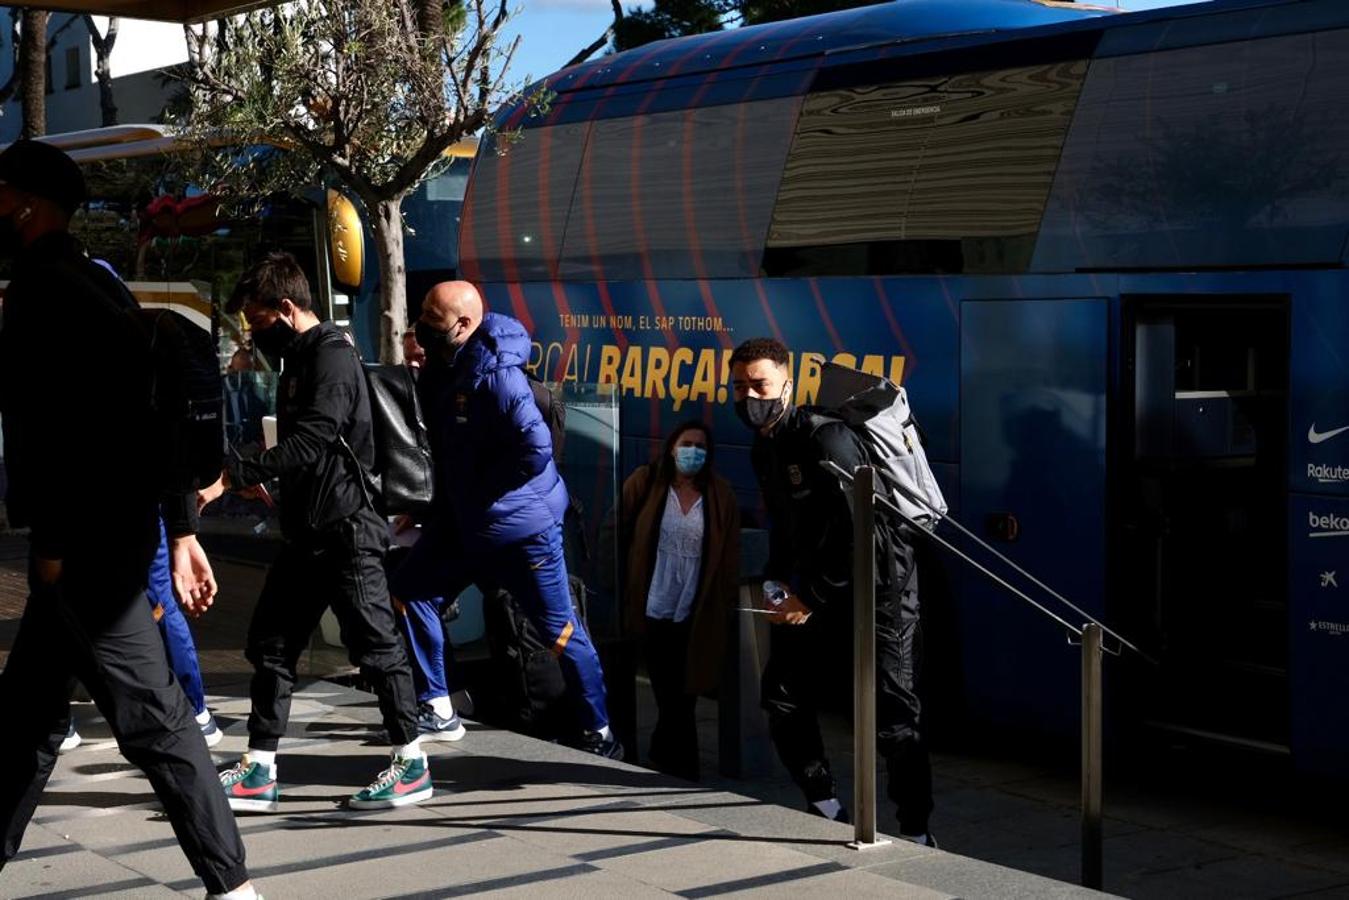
[421,312,568,547]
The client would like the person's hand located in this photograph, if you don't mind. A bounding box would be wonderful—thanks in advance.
[35,557,62,586]
[197,473,227,514]
[392,514,416,535]
[768,592,813,626]
[170,534,218,618]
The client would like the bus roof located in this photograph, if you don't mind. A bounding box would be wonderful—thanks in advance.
[544,0,1117,96]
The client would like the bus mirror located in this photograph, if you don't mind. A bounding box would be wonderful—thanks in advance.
[326,188,364,291]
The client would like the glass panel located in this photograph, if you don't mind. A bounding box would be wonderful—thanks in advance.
[404,156,473,291]
[1035,29,1349,270]
[459,122,591,282]
[558,97,801,281]
[766,59,1088,275]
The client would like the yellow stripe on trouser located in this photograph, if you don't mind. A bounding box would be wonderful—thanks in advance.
[551,621,574,658]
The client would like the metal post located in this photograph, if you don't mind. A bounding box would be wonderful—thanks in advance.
[849,466,890,850]
[1081,623,1104,889]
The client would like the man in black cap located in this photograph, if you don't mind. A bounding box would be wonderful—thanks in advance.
[0,141,258,900]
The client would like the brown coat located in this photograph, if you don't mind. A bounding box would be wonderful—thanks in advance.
[622,463,740,695]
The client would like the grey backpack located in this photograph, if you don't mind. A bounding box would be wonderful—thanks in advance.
[812,362,947,530]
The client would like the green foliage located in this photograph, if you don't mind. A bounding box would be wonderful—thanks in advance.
[613,0,877,51]
[176,0,520,214]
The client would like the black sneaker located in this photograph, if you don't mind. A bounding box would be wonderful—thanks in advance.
[579,730,625,761]
[901,832,938,848]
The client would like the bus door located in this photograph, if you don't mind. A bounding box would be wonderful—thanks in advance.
[958,298,1109,739]
[1121,296,1290,752]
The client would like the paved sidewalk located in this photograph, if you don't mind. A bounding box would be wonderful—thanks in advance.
[5,681,1104,900]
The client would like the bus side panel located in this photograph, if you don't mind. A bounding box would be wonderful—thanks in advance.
[1289,272,1349,777]
[479,276,961,478]
[1289,493,1349,777]
[959,297,1109,738]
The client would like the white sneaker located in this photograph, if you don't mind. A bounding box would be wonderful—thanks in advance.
[58,721,82,754]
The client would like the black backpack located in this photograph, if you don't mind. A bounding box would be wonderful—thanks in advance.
[363,363,434,516]
[83,258,224,494]
[140,307,227,489]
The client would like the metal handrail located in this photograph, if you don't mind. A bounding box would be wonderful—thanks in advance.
[831,462,1112,888]
[821,459,1148,660]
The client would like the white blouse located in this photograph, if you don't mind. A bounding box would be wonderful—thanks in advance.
[645,486,705,623]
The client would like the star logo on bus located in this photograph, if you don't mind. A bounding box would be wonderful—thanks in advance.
[1322,571,1339,589]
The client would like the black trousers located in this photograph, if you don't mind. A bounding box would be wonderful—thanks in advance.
[246,509,417,751]
[644,618,699,780]
[0,553,249,895]
[760,539,933,835]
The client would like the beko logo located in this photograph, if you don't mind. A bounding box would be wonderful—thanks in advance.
[1308,463,1349,484]
[1309,511,1349,538]
[1308,423,1349,445]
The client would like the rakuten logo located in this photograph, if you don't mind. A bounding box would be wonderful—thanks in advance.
[1309,463,1349,484]
[1309,511,1349,538]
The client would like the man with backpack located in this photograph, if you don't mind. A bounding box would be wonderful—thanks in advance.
[0,140,259,900]
[198,251,431,813]
[729,337,934,846]
[393,280,621,759]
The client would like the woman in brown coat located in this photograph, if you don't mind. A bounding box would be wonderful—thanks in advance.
[622,420,740,780]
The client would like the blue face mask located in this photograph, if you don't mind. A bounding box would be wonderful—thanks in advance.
[674,445,707,476]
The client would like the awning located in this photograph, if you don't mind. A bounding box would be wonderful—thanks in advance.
[37,0,272,23]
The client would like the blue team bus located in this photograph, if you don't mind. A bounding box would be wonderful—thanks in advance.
[452,0,1349,778]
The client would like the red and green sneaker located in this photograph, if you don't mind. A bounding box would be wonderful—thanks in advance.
[220,755,280,814]
[348,753,432,810]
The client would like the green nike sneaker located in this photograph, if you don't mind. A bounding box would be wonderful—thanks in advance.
[348,753,433,810]
[220,755,280,814]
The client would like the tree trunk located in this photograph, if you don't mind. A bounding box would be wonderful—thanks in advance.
[85,16,119,126]
[96,56,117,125]
[372,197,408,364]
[19,9,47,139]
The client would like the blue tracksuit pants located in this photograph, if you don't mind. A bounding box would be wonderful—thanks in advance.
[146,521,208,716]
[393,522,608,732]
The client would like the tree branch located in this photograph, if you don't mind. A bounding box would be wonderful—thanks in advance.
[565,0,622,68]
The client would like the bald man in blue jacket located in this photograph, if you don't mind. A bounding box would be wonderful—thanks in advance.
[395,281,620,759]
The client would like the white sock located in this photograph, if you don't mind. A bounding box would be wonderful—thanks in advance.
[396,738,423,760]
[246,748,276,775]
[597,725,612,741]
[813,798,843,820]
[210,882,258,900]
[428,696,454,719]
[195,709,212,726]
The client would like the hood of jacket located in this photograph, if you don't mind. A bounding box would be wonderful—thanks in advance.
[456,313,531,384]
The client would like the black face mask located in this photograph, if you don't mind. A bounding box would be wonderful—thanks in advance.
[415,320,458,366]
[251,319,296,368]
[735,383,792,432]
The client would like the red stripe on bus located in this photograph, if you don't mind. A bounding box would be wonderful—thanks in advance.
[809,278,844,354]
[871,277,917,378]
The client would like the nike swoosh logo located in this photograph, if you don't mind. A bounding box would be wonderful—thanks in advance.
[1309,424,1349,445]
[231,780,276,797]
[393,773,430,795]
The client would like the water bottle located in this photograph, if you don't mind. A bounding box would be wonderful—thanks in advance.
[763,580,789,609]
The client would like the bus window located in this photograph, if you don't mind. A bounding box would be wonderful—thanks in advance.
[1035,29,1349,271]
[459,122,590,282]
[765,58,1088,276]
[555,97,800,281]
[73,154,324,364]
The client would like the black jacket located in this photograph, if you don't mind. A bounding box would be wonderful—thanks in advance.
[227,320,374,539]
[0,233,159,562]
[752,405,911,612]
